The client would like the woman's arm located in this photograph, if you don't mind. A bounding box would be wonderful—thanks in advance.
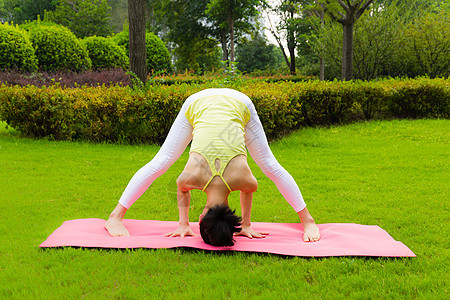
[235,191,268,239]
[165,186,196,238]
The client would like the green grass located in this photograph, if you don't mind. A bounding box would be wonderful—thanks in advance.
[0,119,448,298]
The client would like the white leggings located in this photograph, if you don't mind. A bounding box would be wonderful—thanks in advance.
[118,89,306,212]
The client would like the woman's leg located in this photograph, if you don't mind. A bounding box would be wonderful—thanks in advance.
[106,106,193,236]
[117,112,193,209]
[244,103,320,242]
[244,106,306,212]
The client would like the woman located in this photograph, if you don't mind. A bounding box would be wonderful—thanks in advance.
[105,88,320,245]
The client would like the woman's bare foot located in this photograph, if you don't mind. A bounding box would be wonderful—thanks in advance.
[297,207,321,242]
[105,217,130,237]
[302,221,320,242]
[105,203,130,237]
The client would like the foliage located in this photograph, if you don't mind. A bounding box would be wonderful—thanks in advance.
[0,68,311,87]
[0,69,130,87]
[157,0,266,71]
[205,0,266,62]
[158,0,222,73]
[145,31,172,73]
[82,36,128,70]
[266,0,309,75]
[113,29,172,73]
[145,71,313,85]
[108,0,129,33]
[395,11,450,78]
[315,0,375,80]
[0,0,56,24]
[0,22,37,71]
[0,84,192,143]
[387,77,450,118]
[172,37,221,74]
[23,21,91,71]
[311,1,450,80]
[49,0,114,38]
[235,35,283,73]
[294,15,322,77]
[0,78,447,144]
[314,1,403,80]
[351,1,405,80]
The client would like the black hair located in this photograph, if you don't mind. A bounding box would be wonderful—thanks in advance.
[199,204,242,247]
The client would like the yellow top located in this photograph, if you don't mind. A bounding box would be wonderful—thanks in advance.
[185,94,251,192]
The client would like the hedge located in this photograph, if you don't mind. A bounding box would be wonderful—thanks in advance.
[0,78,448,144]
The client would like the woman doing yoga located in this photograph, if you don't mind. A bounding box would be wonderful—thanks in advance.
[105,88,320,245]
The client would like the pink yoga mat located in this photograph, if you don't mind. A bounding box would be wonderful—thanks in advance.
[39,219,415,257]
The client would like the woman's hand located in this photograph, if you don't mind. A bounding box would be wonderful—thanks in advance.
[165,224,197,238]
[234,225,268,239]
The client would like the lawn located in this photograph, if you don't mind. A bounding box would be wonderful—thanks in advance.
[0,119,448,298]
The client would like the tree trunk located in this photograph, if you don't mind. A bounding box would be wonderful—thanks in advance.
[288,40,296,75]
[287,11,296,75]
[342,22,354,81]
[320,57,325,81]
[229,15,235,63]
[128,0,147,85]
[221,29,229,63]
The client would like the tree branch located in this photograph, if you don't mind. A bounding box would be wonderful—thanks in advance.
[338,0,350,13]
[264,9,291,69]
[327,9,345,24]
[356,0,374,20]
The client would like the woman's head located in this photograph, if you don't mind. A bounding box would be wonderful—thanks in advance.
[199,204,241,246]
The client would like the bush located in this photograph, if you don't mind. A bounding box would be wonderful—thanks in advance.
[0,84,195,143]
[0,23,38,72]
[82,36,128,70]
[113,30,172,73]
[22,21,91,71]
[0,78,448,144]
[387,78,450,118]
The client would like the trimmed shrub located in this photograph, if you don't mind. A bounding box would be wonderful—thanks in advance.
[113,30,172,72]
[387,78,450,119]
[0,23,38,72]
[0,78,448,144]
[23,22,91,71]
[82,36,128,70]
[0,84,195,143]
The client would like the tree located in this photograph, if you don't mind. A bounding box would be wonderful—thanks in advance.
[310,0,326,80]
[317,0,374,80]
[128,0,147,84]
[206,0,267,63]
[397,11,450,78]
[50,0,113,38]
[158,0,221,72]
[266,0,307,75]
[235,34,281,73]
[311,0,448,79]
